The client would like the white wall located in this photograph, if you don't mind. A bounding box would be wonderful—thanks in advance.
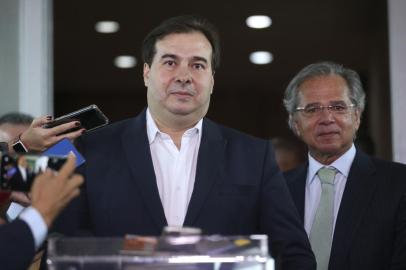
[388,0,406,163]
[0,0,52,117]
[0,0,20,112]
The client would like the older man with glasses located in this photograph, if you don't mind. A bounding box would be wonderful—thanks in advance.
[282,61,406,270]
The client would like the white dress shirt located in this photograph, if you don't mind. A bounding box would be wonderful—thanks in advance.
[146,109,202,226]
[304,144,356,237]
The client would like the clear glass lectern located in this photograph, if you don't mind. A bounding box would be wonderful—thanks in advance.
[47,234,274,270]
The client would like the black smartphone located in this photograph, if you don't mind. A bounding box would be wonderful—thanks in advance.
[0,152,67,192]
[44,104,109,134]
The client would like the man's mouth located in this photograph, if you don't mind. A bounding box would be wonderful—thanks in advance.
[317,131,339,138]
[169,88,195,97]
[172,91,193,96]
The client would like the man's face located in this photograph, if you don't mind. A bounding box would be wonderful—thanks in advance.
[143,31,214,123]
[293,75,360,163]
[18,156,27,168]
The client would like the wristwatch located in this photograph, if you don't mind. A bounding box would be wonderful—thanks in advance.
[11,135,28,153]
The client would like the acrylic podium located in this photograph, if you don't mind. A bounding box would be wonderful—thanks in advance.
[47,234,274,270]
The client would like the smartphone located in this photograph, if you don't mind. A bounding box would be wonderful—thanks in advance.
[44,104,109,134]
[0,152,67,192]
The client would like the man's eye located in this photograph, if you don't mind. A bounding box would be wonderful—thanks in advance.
[305,107,319,113]
[164,60,176,67]
[332,105,346,111]
[193,63,205,70]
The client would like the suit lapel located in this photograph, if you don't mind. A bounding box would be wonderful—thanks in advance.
[329,151,377,267]
[184,119,226,226]
[121,110,167,229]
[285,164,308,223]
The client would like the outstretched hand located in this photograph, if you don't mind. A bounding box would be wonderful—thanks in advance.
[20,115,85,152]
[30,153,84,227]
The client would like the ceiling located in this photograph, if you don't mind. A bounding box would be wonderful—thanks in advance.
[53,0,388,140]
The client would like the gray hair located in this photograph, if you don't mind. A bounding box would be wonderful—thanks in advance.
[283,61,366,131]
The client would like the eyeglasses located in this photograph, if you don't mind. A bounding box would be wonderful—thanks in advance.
[295,103,355,117]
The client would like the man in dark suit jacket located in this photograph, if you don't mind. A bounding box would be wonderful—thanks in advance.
[282,61,406,270]
[53,15,316,270]
[7,155,34,192]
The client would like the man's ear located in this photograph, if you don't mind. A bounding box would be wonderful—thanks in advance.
[143,63,150,87]
[210,75,214,94]
[292,116,301,137]
[354,109,361,131]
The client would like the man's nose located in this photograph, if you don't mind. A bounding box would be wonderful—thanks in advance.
[175,65,192,84]
[319,107,335,122]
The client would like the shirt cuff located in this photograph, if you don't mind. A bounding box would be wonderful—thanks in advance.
[6,202,25,221]
[19,206,48,250]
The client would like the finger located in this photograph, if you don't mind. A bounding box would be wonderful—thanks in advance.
[57,154,77,180]
[10,192,31,206]
[59,175,83,201]
[49,121,80,136]
[36,169,54,179]
[67,175,84,190]
[30,170,53,193]
[32,115,53,128]
[56,128,85,142]
[68,188,81,200]
[60,188,81,207]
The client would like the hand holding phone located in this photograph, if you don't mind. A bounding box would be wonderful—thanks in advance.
[18,116,85,153]
[30,153,83,227]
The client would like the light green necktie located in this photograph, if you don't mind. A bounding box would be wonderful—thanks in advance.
[309,167,337,270]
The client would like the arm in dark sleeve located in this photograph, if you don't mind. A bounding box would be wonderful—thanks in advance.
[260,141,316,270]
[390,192,406,270]
[0,219,36,270]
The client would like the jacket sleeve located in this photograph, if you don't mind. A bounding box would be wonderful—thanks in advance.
[260,141,316,270]
[0,219,36,270]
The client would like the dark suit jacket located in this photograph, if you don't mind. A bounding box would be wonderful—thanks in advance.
[0,219,36,270]
[285,150,406,270]
[54,110,315,270]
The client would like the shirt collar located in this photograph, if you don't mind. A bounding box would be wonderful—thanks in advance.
[307,144,356,185]
[146,108,203,145]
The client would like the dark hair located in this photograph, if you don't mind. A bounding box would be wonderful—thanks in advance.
[0,112,34,125]
[142,15,220,73]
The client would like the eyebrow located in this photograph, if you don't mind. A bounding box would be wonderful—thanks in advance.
[160,54,177,60]
[304,100,348,107]
[160,54,208,64]
[191,56,208,64]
